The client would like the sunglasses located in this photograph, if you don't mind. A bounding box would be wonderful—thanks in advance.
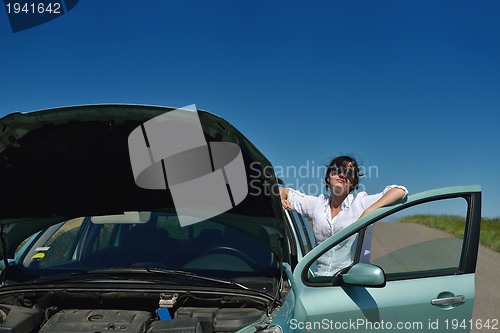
[329,166,356,179]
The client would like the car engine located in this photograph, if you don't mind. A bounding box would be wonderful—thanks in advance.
[0,289,274,333]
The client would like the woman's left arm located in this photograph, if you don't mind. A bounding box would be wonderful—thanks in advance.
[359,187,407,219]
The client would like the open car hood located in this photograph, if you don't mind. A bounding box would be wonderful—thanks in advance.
[0,104,285,261]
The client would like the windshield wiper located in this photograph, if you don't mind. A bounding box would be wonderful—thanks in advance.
[80,267,251,290]
[28,270,157,285]
[30,267,250,290]
[153,268,250,290]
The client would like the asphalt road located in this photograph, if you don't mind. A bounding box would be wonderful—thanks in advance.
[371,223,499,333]
[472,245,500,332]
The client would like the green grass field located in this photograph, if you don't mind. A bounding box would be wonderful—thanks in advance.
[398,215,500,253]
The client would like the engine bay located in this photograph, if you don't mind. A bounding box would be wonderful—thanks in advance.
[0,289,276,333]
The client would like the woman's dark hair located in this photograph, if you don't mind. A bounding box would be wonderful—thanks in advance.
[324,155,362,192]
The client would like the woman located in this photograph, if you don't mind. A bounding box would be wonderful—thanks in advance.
[279,155,407,275]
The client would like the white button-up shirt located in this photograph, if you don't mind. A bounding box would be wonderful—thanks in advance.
[288,185,408,276]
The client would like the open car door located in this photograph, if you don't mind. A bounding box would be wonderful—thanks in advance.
[292,185,481,333]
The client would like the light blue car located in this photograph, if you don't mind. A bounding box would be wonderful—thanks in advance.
[0,105,481,333]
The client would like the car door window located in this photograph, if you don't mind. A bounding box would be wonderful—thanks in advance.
[305,196,471,283]
[368,198,467,279]
[306,233,359,280]
[286,210,315,255]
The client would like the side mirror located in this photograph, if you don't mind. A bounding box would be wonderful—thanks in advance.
[337,263,386,288]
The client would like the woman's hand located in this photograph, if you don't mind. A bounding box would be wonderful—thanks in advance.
[279,187,291,209]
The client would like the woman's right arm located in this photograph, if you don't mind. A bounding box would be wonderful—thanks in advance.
[279,187,319,219]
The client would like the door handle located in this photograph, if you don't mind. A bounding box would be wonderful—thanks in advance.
[431,295,465,306]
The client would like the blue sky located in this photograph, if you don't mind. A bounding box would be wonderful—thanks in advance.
[1,1,499,217]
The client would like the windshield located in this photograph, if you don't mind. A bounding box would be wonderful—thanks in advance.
[15,212,279,281]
